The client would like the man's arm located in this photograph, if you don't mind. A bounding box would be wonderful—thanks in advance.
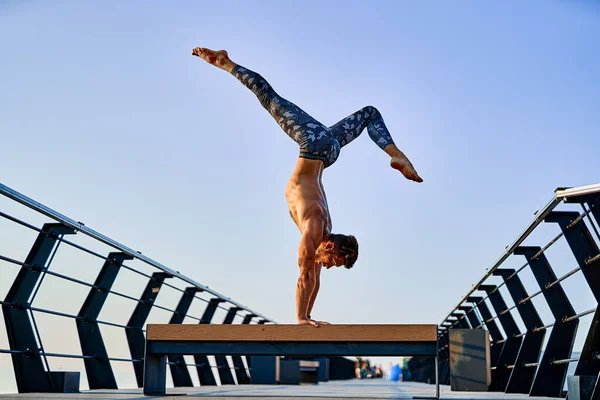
[296,218,323,326]
[306,264,321,320]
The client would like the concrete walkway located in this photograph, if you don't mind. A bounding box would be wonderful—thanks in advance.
[0,380,552,399]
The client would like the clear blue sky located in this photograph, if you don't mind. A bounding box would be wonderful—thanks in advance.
[1,0,599,389]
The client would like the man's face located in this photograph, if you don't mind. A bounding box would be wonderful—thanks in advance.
[323,252,345,269]
[316,246,345,269]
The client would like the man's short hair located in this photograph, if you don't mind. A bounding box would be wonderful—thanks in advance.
[330,234,359,269]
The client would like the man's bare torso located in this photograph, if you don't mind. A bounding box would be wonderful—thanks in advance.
[285,158,332,239]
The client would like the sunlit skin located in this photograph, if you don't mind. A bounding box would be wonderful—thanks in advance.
[192,48,422,326]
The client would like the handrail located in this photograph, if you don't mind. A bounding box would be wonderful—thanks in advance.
[441,183,600,323]
[0,183,273,323]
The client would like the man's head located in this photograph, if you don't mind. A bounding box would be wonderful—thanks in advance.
[315,234,359,269]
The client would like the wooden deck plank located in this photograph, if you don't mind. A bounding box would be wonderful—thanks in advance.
[147,324,437,342]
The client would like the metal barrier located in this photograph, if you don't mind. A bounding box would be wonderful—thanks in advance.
[418,184,600,397]
[0,183,274,393]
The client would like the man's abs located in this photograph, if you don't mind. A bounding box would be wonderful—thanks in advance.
[286,178,330,234]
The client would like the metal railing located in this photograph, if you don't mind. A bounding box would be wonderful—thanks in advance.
[0,183,274,393]
[415,184,600,397]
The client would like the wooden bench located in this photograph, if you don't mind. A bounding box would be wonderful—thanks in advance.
[143,324,439,398]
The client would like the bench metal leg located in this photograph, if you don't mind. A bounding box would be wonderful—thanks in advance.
[143,343,187,396]
[435,354,440,399]
[143,346,167,396]
[413,354,440,400]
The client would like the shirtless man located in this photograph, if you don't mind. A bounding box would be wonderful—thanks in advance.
[192,48,422,326]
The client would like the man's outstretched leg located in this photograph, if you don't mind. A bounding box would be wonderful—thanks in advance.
[192,47,339,166]
[329,106,423,182]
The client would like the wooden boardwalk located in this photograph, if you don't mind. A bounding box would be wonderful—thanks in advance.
[0,380,550,399]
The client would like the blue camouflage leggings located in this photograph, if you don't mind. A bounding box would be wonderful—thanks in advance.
[231,64,396,168]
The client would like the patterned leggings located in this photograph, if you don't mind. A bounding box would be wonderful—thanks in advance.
[231,64,396,168]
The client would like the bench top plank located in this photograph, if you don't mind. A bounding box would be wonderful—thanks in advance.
[147,324,437,342]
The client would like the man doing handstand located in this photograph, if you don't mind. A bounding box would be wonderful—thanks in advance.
[192,48,422,326]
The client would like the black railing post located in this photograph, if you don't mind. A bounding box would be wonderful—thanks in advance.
[459,305,481,329]
[493,268,545,394]
[451,312,470,329]
[546,210,600,389]
[214,307,241,385]
[2,223,75,393]
[77,252,132,389]
[468,296,503,344]
[126,272,172,388]
[232,313,255,384]
[242,314,256,325]
[480,284,523,392]
[546,210,600,302]
[515,246,578,397]
[565,194,600,226]
[168,287,201,387]
[194,298,223,386]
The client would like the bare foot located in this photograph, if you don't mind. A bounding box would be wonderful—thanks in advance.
[298,318,320,327]
[191,47,235,72]
[391,156,423,183]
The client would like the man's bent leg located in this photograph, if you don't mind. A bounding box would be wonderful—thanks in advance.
[328,106,393,149]
[329,106,423,182]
